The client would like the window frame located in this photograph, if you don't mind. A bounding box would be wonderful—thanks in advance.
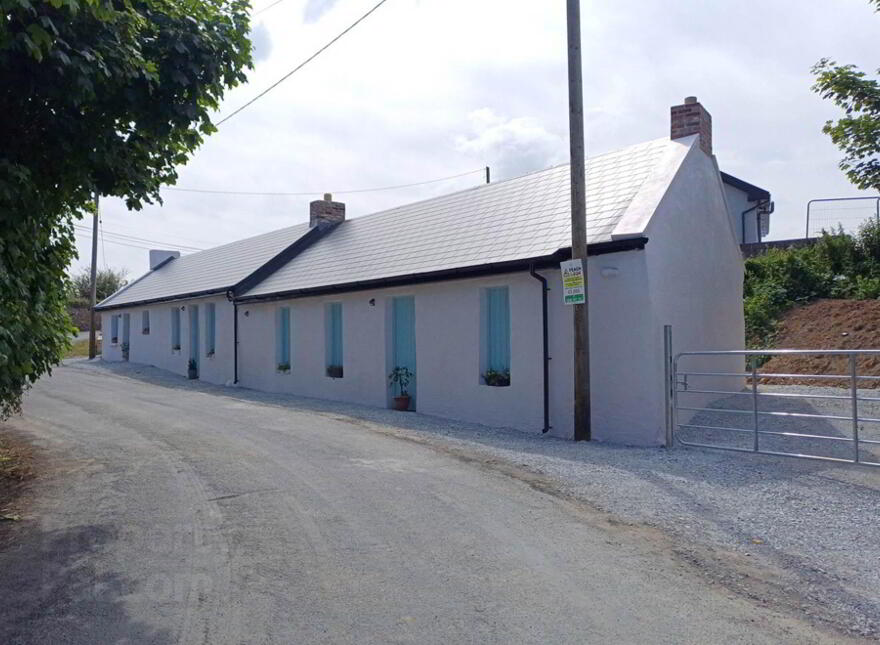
[325,302,343,378]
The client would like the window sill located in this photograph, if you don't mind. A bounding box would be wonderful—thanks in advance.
[171,349,181,355]
[206,353,216,361]
[276,369,291,375]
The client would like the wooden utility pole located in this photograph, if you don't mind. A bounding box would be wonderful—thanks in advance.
[566,0,591,440]
[88,194,99,360]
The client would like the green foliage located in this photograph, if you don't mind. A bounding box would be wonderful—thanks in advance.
[482,368,511,387]
[811,2,880,191]
[0,0,252,418]
[69,267,129,305]
[745,221,880,346]
[388,366,413,396]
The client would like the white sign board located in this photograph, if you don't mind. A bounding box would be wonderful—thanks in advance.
[560,259,586,305]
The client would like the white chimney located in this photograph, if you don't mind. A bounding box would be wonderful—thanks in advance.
[149,249,180,270]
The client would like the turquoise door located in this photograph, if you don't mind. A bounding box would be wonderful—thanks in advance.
[189,305,200,368]
[121,314,130,361]
[391,296,416,408]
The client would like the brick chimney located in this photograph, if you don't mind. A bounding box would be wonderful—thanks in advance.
[671,96,712,156]
[309,193,345,228]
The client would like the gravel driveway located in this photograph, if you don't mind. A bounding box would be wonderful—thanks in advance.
[1,359,876,643]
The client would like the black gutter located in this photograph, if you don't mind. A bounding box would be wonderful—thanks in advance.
[741,199,771,244]
[226,289,239,384]
[529,263,550,434]
[236,237,648,304]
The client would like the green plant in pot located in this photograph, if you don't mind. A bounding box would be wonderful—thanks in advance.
[187,358,198,380]
[388,366,413,411]
[121,342,129,360]
[483,368,510,387]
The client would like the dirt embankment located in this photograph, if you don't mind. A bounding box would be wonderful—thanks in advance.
[758,299,880,387]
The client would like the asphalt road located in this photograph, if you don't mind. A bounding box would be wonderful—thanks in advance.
[0,363,856,644]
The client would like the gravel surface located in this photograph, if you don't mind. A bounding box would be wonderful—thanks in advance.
[65,359,880,640]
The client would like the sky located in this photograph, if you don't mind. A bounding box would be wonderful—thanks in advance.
[72,0,880,279]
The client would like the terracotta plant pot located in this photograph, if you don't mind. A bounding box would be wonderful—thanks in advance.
[392,395,411,411]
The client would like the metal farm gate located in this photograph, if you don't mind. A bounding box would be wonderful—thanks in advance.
[665,332,880,468]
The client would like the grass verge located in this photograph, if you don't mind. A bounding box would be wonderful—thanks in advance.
[66,337,101,358]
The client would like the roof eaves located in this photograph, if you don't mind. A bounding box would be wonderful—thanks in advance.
[720,171,771,202]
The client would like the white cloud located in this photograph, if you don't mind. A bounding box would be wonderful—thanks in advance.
[455,109,565,181]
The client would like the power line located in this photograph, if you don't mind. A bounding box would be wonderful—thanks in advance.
[74,225,204,252]
[74,225,204,251]
[216,0,391,126]
[163,167,486,197]
[254,0,288,16]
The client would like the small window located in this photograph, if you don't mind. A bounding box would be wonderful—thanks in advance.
[276,306,290,371]
[483,287,511,386]
[142,310,150,335]
[205,303,216,357]
[110,314,119,344]
[171,307,181,350]
[325,302,343,378]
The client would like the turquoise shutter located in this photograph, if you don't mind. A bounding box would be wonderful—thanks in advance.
[171,308,180,348]
[111,315,118,343]
[326,303,343,368]
[206,304,216,354]
[392,296,416,396]
[277,307,290,366]
[485,287,511,372]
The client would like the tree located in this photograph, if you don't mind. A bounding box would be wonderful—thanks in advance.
[0,0,252,418]
[70,268,129,305]
[812,0,880,191]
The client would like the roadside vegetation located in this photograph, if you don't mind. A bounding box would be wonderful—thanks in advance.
[0,434,33,523]
[745,219,880,347]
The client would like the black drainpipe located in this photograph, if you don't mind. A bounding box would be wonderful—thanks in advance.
[226,290,238,384]
[529,263,550,433]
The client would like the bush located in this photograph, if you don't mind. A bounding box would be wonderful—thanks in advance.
[744,223,880,347]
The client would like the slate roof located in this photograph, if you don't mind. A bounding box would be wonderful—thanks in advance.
[97,136,685,309]
[241,137,674,298]
[96,223,311,309]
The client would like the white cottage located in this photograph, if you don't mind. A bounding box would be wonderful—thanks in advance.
[97,98,768,445]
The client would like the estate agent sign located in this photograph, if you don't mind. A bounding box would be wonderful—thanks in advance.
[560,259,585,305]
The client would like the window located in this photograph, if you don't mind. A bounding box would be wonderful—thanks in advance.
[483,287,511,386]
[171,307,181,350]
[276,306,290,371]
[205,303,216,357]
[325,302,343,378]
[110,315,119,344]
[142,310,150,335]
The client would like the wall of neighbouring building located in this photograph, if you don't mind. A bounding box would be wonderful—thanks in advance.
[723,182,761,244]
[101,295,234,385]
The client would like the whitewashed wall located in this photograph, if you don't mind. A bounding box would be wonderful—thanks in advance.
[236,272,577,437]
[101,295,234,385]
[633,145,747,445]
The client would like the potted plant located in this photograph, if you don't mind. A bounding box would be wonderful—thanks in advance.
[121,342,129,360]
[388,366,413,411]
[277,362,290,373]
[187,358,198,380]
[326,365,343,378]
[482,368,511,387]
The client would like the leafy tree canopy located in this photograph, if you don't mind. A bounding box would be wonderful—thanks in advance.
[812,0,880,190]
[70,267,129,304]
[0,0,252,418]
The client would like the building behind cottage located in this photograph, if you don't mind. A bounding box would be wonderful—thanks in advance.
[98,98,767,445]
